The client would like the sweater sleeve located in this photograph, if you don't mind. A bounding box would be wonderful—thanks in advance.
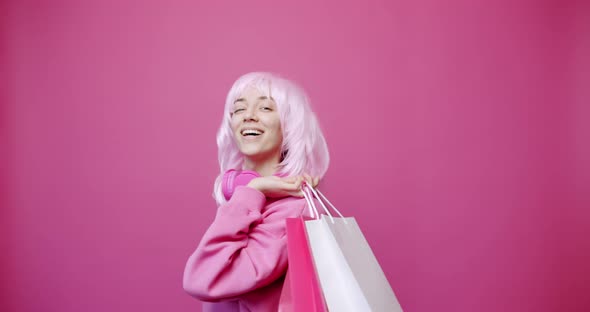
[182,185,306,301]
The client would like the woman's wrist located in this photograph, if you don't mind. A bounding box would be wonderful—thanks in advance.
[246,178,264,193]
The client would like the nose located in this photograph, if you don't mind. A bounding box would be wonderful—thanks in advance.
[243,107,258,122]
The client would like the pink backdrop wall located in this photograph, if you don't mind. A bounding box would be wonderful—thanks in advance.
[2,1,588,311]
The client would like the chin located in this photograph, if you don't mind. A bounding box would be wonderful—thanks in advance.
[241,151,260,158]
[239,147,264,157]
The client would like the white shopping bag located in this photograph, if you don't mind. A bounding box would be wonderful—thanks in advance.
[302,186,403,312]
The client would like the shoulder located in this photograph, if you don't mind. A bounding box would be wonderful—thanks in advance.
[261,196,310,220]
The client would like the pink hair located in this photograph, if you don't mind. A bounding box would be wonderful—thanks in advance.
[213,72,330,204]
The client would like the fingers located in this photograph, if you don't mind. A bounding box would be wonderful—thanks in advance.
[280,177,305,198]
[294,176,304,191]
[303,174,311,187]
[280,176,304,191]
[282,175,298,183]
[258,175,312,199]
[277,174,320,197]
[302,174,320,188]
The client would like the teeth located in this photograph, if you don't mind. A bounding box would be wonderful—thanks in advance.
[242,129,263,136]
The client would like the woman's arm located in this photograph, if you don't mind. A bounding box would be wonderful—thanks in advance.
[182,185,305,301]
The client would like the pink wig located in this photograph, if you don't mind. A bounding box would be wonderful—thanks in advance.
[213,72,330,204]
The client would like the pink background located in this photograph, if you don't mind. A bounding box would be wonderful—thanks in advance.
[2,0,589,311]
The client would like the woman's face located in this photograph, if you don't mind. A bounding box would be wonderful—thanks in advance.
[230,86,283,163]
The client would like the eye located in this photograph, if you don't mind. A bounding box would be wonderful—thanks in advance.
[261,106,273,111]
[233,108,245,114]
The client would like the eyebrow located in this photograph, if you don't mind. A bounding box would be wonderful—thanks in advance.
[234,96,274,104]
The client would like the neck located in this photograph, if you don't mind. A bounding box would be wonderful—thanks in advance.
[243,152,281,176]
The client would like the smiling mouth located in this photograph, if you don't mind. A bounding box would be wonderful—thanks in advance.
[241,129,264,137]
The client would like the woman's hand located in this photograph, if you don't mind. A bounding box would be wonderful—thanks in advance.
[247,174,320,198]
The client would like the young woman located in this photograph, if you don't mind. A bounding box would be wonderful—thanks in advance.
[183,72,330,311]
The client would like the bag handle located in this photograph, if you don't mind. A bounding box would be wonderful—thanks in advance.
[302,184,347,224]
[302,185,320,219]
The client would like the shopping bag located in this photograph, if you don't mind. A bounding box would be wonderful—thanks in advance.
[277,270,293,312]
[278,217,327,312]
[302,186,403,312]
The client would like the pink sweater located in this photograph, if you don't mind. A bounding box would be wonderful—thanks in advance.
[183,185,309,312]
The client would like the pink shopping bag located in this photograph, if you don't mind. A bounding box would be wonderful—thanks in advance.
[278,218,327,312]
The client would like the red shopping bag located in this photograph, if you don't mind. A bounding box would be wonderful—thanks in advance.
[278,218,327,312]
